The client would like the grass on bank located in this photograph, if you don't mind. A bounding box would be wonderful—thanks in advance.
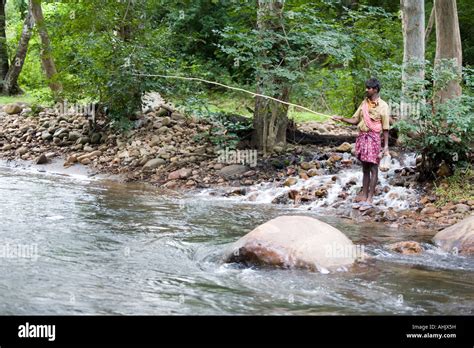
[434,166,474,207]
[2,91,332,123]
[0,94,37,105]
[206,92,331,123]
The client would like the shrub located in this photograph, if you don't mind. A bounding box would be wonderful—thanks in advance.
[396,60,474,180]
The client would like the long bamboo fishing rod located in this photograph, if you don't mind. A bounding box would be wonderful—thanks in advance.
[132,73,334,120]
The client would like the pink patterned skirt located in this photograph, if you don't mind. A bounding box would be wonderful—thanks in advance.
[355,131,381,164]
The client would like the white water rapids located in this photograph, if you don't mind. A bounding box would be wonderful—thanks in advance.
[198,153,419,212]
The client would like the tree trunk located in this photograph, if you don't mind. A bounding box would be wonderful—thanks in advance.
[30,0,62,97]
[253,85,290,154]
[434,0,462,104]
[0,0,9,81]
[2,7,33,95]
[252,0,290,155]
[400,0,425,119]
[342,0,358,8]
[117,0,134,41]
[425,5,435,46]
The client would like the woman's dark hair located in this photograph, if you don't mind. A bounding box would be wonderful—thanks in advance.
[365,78,381,92]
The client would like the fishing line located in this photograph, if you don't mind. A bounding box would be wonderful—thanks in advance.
[132,73,333,120]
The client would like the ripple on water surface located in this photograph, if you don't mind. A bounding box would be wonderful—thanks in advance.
[0,166,473,315]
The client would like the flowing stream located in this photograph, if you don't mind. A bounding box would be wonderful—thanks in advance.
[201,153,420,211]
[0,163,473,315]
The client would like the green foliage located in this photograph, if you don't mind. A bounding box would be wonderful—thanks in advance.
[193,108,252,149]
[218,1,354,98]
[458,0,474,67]
[171,92,251,149]
[342,4,402,110]
[396,60,474,178]
[6,1,179,128]
[215,1,402,116]
[203,116,250,149]
[3,0,405,124]
[28,101,43,116]
[43,1,153,127]
[207,92,329,123]
[161,0,251,74]
[2,0,471,147]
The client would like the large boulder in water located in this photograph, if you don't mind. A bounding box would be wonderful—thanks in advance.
[224,215,358,272]
[433,215,474,255]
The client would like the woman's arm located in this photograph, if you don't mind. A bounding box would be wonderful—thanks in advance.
[381,103,390,155]
[383,130,389,155]
[331,103,362,125]
[331,115,359,125]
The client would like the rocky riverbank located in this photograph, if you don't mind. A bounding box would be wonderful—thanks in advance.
[0,102,472,232]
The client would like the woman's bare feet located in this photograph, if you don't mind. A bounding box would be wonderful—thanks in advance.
[354,193,367,203]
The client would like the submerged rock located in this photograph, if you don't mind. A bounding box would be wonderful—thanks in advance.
[307,168,320,177]
[35,154,48,165]
[223,215,357,272]
[383,208,398,222]
[283,177,298,186]
[68,131,81,142]
[433,216,474,255]
[386,241,423,255]
[314,188,328,198]
[271,193,290,204]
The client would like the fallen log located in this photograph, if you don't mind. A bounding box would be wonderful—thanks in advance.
[220,113,397,147]
[286,128,357,145]
[286,122,398,146]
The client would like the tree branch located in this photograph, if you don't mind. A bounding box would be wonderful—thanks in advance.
[425,5,435,46]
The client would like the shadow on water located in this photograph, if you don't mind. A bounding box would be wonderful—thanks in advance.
[0,166,472,315]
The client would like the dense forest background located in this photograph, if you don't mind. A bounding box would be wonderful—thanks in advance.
[1,1,472,106]
[0,0,473,177]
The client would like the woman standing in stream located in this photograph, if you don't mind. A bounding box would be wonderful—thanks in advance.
[332,78,390,208]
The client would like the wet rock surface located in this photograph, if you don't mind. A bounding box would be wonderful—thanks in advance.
[433,216,474,255]
[386,241,424,255]
[224,215,357,272]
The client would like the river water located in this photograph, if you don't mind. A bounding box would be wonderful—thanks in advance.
[0,164,473,315]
